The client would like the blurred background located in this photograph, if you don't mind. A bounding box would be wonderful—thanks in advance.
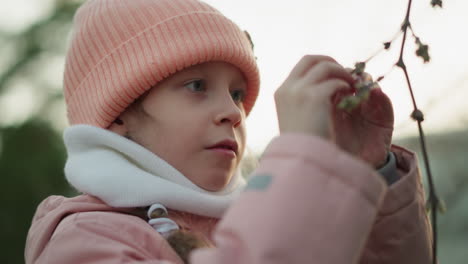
[1,0,467,263]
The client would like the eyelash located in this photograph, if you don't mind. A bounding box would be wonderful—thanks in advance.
[183,79,246,103]
[184,79,206,93]
[231,89,246,103]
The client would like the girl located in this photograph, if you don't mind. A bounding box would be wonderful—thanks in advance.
[25,0,433,263]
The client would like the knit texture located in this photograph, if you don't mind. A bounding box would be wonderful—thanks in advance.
[64,0,260,127]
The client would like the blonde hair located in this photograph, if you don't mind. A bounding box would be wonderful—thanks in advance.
[167,229,214,263]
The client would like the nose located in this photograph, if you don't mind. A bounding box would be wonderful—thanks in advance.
[214,97,243,128]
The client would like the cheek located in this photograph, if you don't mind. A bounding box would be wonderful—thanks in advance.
[141,115,201,158]
[237,122,247,158]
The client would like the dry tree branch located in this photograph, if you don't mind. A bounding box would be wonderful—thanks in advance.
[338,1,444,263]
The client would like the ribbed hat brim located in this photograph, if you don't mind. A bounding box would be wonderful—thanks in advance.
[64,0,260,127]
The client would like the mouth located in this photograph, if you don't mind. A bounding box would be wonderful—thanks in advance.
[207,139,238,155]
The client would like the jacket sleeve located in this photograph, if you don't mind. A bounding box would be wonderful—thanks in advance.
[377,152,400,185]
[359,145,433,263]
[190,134,389,264]
[34,211,184,264]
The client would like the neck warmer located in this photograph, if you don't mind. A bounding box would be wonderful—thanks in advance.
[63,125,246,218]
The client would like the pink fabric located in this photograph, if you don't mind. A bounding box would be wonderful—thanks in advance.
[25,194,218,264]
[25,134,432,263]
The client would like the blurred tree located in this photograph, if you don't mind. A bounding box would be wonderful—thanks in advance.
[395,129,468,264]
[0,1,82,263]
[0,120,75,264]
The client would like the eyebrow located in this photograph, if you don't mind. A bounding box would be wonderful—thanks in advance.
[231,75,247,89]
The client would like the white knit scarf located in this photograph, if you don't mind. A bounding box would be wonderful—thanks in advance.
[63,125,246,218]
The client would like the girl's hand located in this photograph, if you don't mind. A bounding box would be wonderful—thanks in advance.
[332,73,394,168]
[275,55,394,168]
[275,55,354,138]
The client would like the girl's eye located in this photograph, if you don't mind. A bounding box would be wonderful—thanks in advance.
[231,89,246,103]
[184,79,205,93]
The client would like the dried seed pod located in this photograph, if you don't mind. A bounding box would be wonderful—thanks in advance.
[337,77,374,111]
[411,109,425,122]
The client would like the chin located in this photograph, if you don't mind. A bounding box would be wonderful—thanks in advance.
[201,180,229,192]
[197,172,232,192]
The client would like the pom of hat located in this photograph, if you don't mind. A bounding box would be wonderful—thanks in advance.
[64,0,260,127]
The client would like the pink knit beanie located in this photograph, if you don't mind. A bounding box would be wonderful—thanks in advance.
[63,0,260,127]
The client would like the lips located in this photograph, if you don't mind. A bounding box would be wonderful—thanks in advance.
[207,139,238,155]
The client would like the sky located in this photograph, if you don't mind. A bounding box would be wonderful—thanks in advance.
[1,0,467,152]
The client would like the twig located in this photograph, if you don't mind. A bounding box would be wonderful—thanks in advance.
[397,1,440,262]
[338,1,443,262]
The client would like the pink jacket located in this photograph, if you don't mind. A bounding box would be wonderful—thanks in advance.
[25,135,433,263]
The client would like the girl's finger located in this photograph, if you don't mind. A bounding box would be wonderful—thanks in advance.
[287,55,338,79]
[360,72,373,82]
[303,60,354,86]
[353,72,373,84]
[309,79,353,99]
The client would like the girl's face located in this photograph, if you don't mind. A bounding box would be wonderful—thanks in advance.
[112,62,247,191]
